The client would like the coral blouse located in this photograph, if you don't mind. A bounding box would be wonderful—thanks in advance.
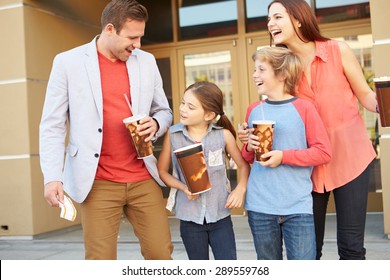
[297,40,376,193]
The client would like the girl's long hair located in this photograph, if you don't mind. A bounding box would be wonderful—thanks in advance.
[185,81,236,139]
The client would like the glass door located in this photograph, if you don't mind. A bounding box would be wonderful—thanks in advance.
[177,42,246,214]
[147,49,178,200]
[246,36,270,103]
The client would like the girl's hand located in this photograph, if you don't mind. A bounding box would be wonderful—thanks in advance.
[181,185,199,200]
[259,150,283,168]
[225,185,246,209]
[246,130,259,152]
[237,122,249,144]
[186,193,199,201]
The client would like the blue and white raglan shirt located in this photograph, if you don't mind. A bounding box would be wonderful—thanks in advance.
[242,97,331,215]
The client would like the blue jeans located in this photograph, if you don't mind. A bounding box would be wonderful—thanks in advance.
[180,216,237,260]
[248,211,316,260]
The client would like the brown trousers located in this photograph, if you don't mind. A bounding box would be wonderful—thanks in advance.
[80,179,173,260]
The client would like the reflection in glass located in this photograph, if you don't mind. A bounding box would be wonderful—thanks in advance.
[315,0,368,8]
[184,51,234,123]
[315,0,370,23]
[142,0,173,44]
[333,34,375,142]
[154,57,173,197]
[183,50,237,186]
[178,0,238,40]
[153,57,172,155]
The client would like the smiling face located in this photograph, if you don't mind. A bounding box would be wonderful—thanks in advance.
[252,58,285,100]
[268,2,300,46]
[105,19,145,62]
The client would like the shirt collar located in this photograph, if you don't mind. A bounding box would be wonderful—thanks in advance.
[315,40,329,63]
[171,123,222,137]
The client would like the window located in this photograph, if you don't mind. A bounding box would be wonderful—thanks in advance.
[183,50,234,121]
[178,0,238,40]
[142,0,173,44]
[315,0,370,23]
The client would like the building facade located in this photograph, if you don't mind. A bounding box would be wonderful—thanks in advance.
[1,0,389,237]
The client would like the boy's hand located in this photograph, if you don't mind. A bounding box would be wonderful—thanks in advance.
[259,150,283,167]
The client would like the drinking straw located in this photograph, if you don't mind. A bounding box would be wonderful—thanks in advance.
[124,93,133,114]
[261,102,265,120]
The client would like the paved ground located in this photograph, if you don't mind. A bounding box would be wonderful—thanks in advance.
[1,212,389,260]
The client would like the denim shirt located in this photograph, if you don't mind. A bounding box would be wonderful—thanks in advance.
[169,123,231,224]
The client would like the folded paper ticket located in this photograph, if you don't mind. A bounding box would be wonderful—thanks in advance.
[59,195,77,222]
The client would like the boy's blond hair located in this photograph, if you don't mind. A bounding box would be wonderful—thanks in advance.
[252,47,302,96]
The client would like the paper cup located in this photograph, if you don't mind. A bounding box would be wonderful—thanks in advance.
[123,114,153,158]
[174,143,211,194]
[374,76,390,127]
[252,120,275,162]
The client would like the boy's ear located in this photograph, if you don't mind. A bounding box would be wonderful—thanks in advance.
[205,111,216,122]
[278,72,287,82]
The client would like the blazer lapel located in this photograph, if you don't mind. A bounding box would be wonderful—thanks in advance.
[127,53,139,115]
[84,37,103,120]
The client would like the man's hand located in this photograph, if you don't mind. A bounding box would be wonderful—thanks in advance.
[138,116,159,142]
[44,181,64,207]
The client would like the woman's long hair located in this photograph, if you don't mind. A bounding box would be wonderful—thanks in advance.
[268,0,329,46]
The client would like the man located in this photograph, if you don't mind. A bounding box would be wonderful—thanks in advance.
[39,0,173,260]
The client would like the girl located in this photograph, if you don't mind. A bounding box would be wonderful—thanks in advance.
[158,81,250,260]
[242,47,331,260]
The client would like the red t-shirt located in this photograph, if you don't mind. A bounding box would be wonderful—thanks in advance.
[95,52,151,182]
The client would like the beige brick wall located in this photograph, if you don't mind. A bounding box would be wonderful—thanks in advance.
[0,1,99,237]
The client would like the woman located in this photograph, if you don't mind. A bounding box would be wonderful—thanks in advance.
[268,0,378,260]
[239,0,377,260]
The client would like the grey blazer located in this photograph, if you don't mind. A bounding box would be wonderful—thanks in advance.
[39,37,172,203]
